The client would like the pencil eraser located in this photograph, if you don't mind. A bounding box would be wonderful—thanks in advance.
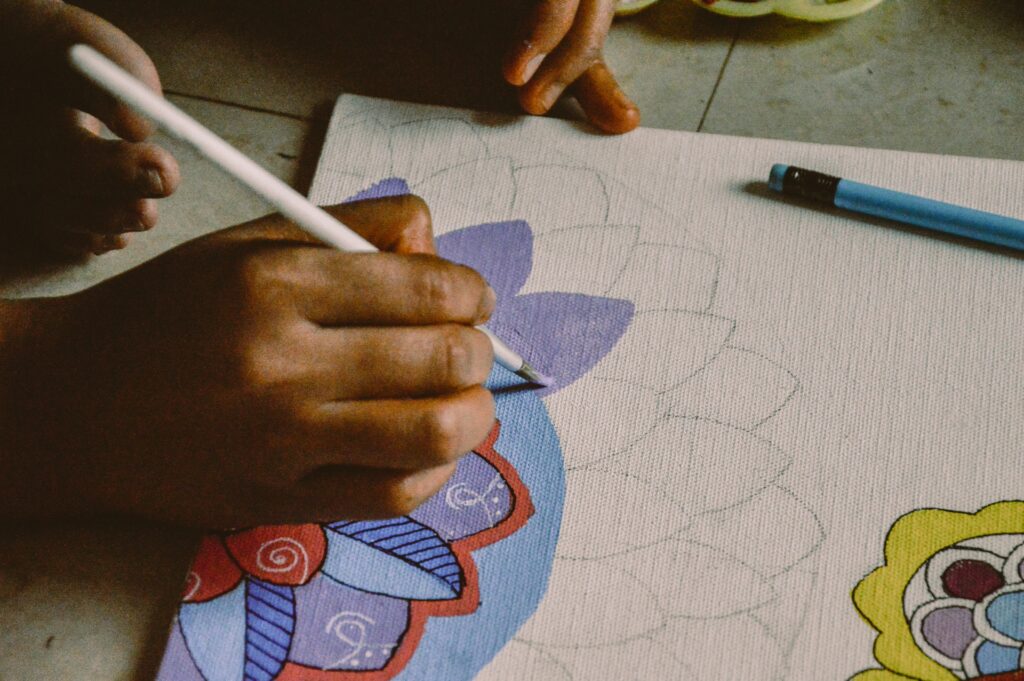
[769,164,789,193]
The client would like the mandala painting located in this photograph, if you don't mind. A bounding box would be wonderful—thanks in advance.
[854,501,1024,681]
[155,177,635,681]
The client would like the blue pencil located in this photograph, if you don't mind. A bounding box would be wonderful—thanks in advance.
[768,164,1024,252]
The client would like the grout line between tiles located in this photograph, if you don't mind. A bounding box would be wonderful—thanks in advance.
[163,90,312,122]
[697,27,741,133]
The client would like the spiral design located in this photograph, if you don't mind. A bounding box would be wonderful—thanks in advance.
[255,538,310,582]
[181,571,201,601]
[445,474,506,528]
[325,611,374,669]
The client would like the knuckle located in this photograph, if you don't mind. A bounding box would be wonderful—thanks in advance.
[438,326,476,385]
[566,41,602,70]
[233,338,296,396]
[390,467,455,515]
[235,252,270,294]
[232,248,303,307]
[418,266,458,316]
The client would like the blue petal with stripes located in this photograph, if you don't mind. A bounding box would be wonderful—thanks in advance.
[244,580,295,681]
[321,517,462,600]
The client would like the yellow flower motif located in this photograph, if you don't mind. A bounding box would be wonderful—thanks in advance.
[853,501,1024,681]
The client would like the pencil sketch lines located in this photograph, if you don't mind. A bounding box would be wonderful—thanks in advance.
[305,107,824,679]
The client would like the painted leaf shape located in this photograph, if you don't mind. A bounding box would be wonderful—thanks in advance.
[344,177,410,203]
[916,603,976,661]
[321,517,463,600]
[244,580,295,681]
[225,524,327,586]
[288,573,409,672]
[488,292,634,396]
[436,220,533,301]
[184,535,243,603]
[410,451,515,543]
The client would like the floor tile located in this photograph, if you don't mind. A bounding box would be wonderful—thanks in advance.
[609,1,738,131]
[703,0,1024,160]
[79,0,736,132]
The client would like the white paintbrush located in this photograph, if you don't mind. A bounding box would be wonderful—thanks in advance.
[68,43,551,386]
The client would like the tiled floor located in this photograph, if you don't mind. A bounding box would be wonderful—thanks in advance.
[1,1,1021,678]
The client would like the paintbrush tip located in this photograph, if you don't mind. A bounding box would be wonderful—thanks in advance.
[515,363,553,387]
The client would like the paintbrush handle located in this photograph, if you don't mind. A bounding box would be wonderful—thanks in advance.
[68,43,545,383]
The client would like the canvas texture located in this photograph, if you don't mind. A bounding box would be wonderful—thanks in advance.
[155,95,1024,681]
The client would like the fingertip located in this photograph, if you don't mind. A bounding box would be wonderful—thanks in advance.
[574,62,641,134]
[518,82,557,116]
[137,143,181,197]
[502,44,528,86]
[478,285,498,324]
[91,232,130,255]
[133,198,159,231]
[593,104,641,135]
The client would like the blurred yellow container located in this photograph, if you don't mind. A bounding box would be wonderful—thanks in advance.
[617,0,887,21]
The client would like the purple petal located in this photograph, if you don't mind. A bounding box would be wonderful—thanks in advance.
[436,221,533,300]
[920,605,976,660]
[288,574,409,672]
[488,293,634,396]
[410,452,515,542]
[344,177,410,203]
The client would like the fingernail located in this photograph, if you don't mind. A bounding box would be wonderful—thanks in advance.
[139,168,164,196]
[481,285,497,319]
[521,53,546,83]
[94,234,119,254]
[538,86,559,113]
